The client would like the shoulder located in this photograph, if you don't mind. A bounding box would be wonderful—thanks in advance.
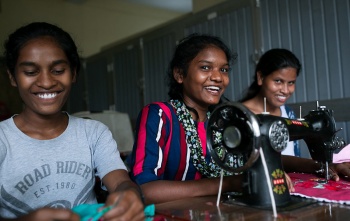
[136,102,177,131]
[282,105,296,118]
[0,117,18,135]
[0,117,13,128]
[241,99,263,114]
[67,115,116,151]
[283,105,295,114]
[142,102,175,117]
[146,102,172,110]
[68,114,109,133]
[0,118,12,141]
[0,118,17,161]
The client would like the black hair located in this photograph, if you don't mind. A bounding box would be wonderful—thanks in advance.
[4,22,80,77]
[167,33,236,100]
[240,48,301,102]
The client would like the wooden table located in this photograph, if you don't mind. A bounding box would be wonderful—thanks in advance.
[154,196,350,220]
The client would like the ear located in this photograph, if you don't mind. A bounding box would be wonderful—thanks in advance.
[173,68,184,84]
[257,71,264,86]
[7,70,17,87]
[72,69,77,83]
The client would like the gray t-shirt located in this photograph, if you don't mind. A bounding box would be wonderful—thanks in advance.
[0,114,126,218]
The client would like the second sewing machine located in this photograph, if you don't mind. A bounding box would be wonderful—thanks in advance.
[207,101,346,209]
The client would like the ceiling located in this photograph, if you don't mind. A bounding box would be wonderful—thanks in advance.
[0,0,195,57]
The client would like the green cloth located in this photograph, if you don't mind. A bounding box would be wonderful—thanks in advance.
[72,203,155,221]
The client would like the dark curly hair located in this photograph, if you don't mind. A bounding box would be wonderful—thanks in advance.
[4,22,80,78]
[167,33,236,100]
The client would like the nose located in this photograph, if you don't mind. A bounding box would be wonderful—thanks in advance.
[36,71,57,89]
[210,69,223,82]
[280,83,289,94]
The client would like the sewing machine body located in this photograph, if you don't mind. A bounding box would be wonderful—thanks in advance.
[207,102,345,208]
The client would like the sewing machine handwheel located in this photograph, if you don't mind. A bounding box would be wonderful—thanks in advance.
[207,102,260,173]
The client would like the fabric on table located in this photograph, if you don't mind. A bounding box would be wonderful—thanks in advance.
[289,173,350,204]
[72,203,155,221]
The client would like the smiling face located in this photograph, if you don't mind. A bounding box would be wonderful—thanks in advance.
[174,45,230,110]
[258,67,297,110]
[8,36,76,117]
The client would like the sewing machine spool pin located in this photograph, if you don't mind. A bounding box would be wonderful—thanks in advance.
[261,97,270,115]
[297,106,304,121]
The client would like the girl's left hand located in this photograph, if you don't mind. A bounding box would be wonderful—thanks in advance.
[101,189,145,221]
[285,172,295,192]
[329,162,350,181]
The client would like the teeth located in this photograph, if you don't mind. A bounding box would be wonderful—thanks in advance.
[206,86,220,91]
[37,93,57,99]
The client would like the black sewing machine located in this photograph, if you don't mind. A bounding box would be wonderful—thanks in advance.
[207,102,346,209]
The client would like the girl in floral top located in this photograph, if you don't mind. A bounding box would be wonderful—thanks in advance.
[128,34,244,204]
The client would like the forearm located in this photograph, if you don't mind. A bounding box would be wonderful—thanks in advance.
[0,217,30,221]
[282,155,320,173]
[0,208,79,221]
[141,175,243,205]
[114,180,144,204]
[0,216,26,221]
[142,179,218,204]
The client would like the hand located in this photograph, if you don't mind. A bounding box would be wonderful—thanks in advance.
[329,162,350,181]
[17,208,79,221]
[284,172,295,192]
[101,189,144,221]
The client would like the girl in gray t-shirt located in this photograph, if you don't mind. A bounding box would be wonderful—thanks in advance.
[0,22,144,221]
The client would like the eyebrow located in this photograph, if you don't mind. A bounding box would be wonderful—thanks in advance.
[18,61,36,67]
[18,60,69,67]
[52,60,70,66]
[198,60,229,65]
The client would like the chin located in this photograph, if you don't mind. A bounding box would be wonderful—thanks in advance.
[278,101,287,106]
[207,99,220,106]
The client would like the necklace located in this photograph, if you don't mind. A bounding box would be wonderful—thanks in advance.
[170,99,232,177]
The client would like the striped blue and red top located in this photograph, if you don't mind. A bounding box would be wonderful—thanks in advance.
[128,102,211,185]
